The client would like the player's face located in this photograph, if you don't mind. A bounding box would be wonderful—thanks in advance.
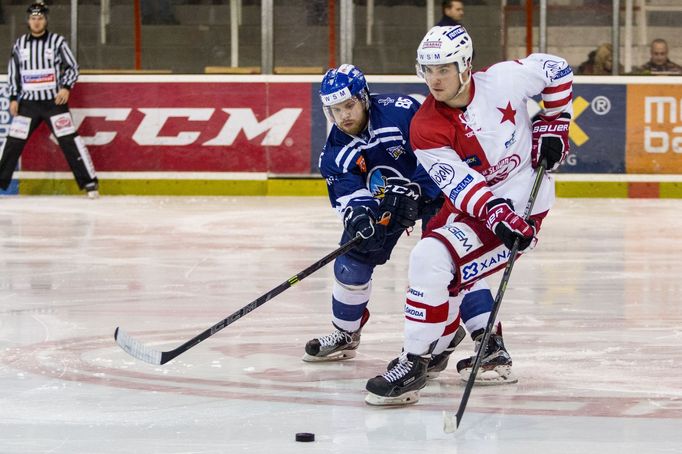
[423,64,464,105]
[330,97,367,136]
[28,14,47,35]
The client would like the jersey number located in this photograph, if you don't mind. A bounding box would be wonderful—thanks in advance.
[395,97,413,109]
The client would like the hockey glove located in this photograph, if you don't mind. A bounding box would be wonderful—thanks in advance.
[531,112,571,171]
[484,198,535,251]
[378,177,421,234]
[343,205,387,253]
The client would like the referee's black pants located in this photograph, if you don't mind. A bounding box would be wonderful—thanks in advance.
[0,100,98,191]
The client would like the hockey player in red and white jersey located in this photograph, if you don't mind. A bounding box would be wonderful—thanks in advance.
[365,25,572,405]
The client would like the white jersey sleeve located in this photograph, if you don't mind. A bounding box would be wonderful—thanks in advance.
[516,53,574,118]
[414,146,492,220]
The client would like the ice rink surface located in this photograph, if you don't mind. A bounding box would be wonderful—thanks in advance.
[1,196,681,454]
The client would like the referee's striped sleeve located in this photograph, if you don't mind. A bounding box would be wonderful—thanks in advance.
[7,43,21,100]
[58,37,79,89]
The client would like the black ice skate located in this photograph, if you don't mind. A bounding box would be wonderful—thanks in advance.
[426,325,467,379]
[302,309,370,362]
[385,325,467,380]
[456,323,518,384]
[365,352,429,406]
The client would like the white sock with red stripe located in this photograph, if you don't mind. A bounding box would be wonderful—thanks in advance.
[432,312,462,355]
[403,238,456,355]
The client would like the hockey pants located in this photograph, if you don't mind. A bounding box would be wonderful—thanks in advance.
[0,100,97,191]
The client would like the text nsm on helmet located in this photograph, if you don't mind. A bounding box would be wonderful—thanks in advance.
[27,2,49,16]
[416,26,473,93]
[319,64,370,125]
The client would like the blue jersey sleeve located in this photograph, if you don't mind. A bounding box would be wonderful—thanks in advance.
[411,163,442,200]
[319,129,377,216]
[371,94,420,138]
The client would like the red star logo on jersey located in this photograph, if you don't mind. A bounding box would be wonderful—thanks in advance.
[497,102,516,125]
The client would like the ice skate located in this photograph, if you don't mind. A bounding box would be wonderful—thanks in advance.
[302,309,369,362]
[426,325,467,379]
[456,324,518,385]
[385,325,467,379]
[365,352,429,406]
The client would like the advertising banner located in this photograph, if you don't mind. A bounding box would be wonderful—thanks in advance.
[626,84,682,173]
[559,84,627,173]
[1,77,680,189]
[18,82,312,174]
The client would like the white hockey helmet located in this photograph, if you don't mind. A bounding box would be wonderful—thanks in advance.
[416,25,473,78]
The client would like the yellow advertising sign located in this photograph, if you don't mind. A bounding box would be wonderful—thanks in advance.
[627,85,682,173]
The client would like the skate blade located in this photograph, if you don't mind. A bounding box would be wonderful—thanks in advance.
[302,349,357,363]
[426,370,442,380]
[459,366,518,385]
[364,390,420,406]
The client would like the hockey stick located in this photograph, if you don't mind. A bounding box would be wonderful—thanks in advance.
[443,161,547,433]
[114,235,362,365]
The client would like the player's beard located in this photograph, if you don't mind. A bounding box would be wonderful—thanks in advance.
[338,116,367,136]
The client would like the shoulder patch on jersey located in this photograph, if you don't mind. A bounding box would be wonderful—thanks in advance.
[387,145,405,160]
[543,59,572,80]
[376,96,396,106]
[356,155,367,173]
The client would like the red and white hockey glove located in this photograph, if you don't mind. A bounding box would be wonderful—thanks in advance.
[485,198,535,251]
[531,112,571,171]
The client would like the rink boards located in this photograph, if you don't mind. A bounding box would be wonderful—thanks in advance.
[1,74,681,197]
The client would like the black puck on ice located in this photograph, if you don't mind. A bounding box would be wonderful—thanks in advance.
[295,432,315,442]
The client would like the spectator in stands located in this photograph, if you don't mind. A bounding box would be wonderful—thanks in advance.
[437,0,464,27]
[635,39,682,75]
[141,0,179,25]
[577,43,621,75]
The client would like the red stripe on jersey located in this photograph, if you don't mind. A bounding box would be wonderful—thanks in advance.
[405,298,449,323]
[473,190,493,219]
[460,180,488,216]
[542,81,572,94]
[543,94,573,108]
[443,313,462,336]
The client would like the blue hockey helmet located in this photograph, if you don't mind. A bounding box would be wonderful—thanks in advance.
[319,64,370,124]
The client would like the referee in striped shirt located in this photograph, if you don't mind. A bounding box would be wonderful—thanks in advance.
[1,2,99,198]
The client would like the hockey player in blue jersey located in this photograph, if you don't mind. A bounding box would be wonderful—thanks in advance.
[303,64,516,385]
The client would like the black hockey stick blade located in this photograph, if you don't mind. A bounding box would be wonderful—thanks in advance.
[443,161,547,433]
[114,235,362,365]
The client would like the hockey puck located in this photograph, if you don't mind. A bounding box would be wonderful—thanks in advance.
[295,432,315,442]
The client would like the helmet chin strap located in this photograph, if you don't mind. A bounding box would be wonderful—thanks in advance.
[455,66,472,98]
